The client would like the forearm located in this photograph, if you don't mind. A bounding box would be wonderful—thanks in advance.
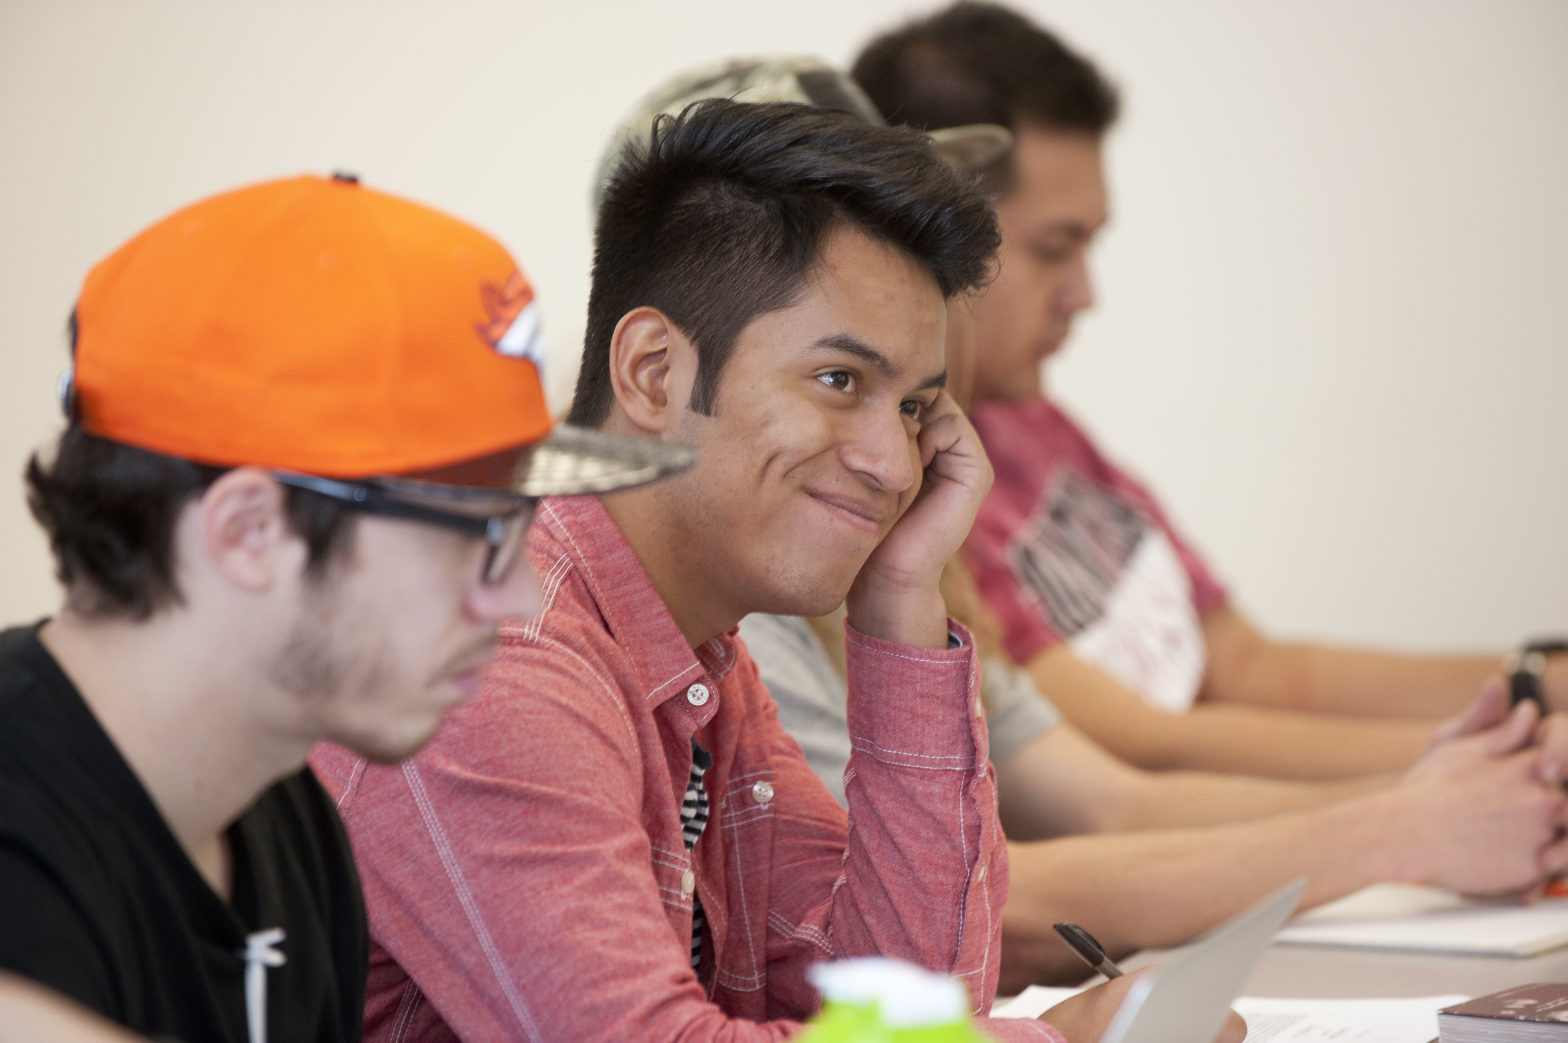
[1211,640,1496,719]
[1135,702,1433,779]
[0,975,145,1043]
[993,724,1387,842]
[1115,766,1388,831]
[1200,607,1498,719]
[1022,644,1433,781]
[842,621,1010,1005]
[998,799,1406,992]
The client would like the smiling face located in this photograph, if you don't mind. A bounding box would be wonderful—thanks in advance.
[273,499,541,762]
[652,223,948,630]
[970,125,1109,402]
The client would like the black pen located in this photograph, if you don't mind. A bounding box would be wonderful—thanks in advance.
[1053,922,1124,980]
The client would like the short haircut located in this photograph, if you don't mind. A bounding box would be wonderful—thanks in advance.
[852,2,1119,189]
[26,317,355,620]
[568,98,1000,426]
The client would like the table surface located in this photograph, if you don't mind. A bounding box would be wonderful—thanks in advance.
[1116,938,1568,1002]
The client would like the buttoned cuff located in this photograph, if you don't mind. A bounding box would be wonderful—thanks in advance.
[843,618,981,764]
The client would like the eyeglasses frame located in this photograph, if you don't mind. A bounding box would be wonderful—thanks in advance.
[269,470,536,586]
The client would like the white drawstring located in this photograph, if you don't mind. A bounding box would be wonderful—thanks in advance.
[241,928,287,1043]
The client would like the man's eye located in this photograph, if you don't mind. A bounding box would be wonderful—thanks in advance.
[900,399,927,423]
[816,371,855,392]
[1030,243,1073,264]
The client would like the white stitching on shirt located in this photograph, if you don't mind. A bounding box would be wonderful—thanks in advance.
[953,781,972,970]
[543,500,649,683]
[843,637,965,665]
[332,757,367,813]
[847,737,971,767]
[541,498,719,704]
[401,762,544,1041]
[388,978,421,1043]
[531,634,640,748]
[724,788,764,987]
[516,553,573,644]
[647,664,703,701]
[768,911,831,953]
[700,636,737,678]
[970,849,994,1012]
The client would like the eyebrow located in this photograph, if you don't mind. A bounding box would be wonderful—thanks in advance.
[1032,215,1111,241]
[813,334,947,393]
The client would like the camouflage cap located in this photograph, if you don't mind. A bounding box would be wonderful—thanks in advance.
[591,55,1012,211]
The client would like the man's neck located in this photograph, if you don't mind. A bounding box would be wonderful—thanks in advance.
[38,609,306,899]
[598,485,739,651]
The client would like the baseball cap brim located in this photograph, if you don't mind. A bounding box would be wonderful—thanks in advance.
[517,424,696,497]
[927,124,1014,173]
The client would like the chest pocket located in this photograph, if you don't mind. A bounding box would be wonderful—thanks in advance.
[708,767,777,995]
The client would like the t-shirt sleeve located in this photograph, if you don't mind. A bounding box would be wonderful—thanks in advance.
[1111,465,1229,617]
[978,655,1058,765]
[0,840,118,1018]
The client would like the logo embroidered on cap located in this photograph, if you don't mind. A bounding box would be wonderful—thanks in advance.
[476,272,531,348]
[497,302,544,365]
[475,271,545,378]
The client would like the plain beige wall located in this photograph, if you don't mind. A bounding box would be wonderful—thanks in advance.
[2,0,1564,648]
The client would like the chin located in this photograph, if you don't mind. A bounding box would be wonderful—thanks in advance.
[755,572,855,622]
[355,733,437,765]
[343,717,446,765]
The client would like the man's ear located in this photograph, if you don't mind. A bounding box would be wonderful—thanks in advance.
[196,469,300,593]
[608,307,695,435]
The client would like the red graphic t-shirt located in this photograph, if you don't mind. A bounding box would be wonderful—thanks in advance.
[963,397,1229,711]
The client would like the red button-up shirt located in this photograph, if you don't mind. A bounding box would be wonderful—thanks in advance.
[311,494,1060,1041]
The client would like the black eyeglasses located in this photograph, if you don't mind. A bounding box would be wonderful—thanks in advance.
[270,471,536,586]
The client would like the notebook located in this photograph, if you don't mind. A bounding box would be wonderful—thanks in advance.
[1274,884,1568,957]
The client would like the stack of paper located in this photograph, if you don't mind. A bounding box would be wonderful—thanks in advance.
[1275,884,1568,957]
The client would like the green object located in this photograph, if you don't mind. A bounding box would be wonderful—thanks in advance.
[800,958,991,1042]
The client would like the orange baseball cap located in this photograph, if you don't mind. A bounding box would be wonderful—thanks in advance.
[69,173,692,494]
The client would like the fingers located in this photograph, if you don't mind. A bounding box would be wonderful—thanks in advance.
[1038,971,1147,1037]
[1427,751,1567,896]
[1538,817,1568,881]
[916,393,990,488]
[1430,678,1509,747]
[1534,712,1568,786]
[1214,1010,1248,1043]
[1486,699,1542,758]
[915,398,960,471]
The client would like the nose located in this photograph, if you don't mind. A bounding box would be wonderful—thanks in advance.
[839,406,919,495]
[465,554,543,624]
[1058,249,1096,317]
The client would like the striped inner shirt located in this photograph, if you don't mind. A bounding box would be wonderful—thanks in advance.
[681,740,712,972]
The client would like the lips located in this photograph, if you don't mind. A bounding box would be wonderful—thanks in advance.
[441,638,501,702]
[807,490,894,534]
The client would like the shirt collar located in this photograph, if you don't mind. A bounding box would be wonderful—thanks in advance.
[535,495,738,708]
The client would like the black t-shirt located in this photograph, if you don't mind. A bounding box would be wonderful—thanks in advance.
[0,625,367,1042]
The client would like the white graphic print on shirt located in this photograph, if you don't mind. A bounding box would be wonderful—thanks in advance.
[1008,472,1205,710]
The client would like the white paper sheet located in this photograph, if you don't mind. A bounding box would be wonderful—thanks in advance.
[993,986,1467,1042]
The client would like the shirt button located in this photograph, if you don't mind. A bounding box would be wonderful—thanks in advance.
[681,870,696,896]
[751,781,774,804]
[686,683,710,707]
[977,864,987,882]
